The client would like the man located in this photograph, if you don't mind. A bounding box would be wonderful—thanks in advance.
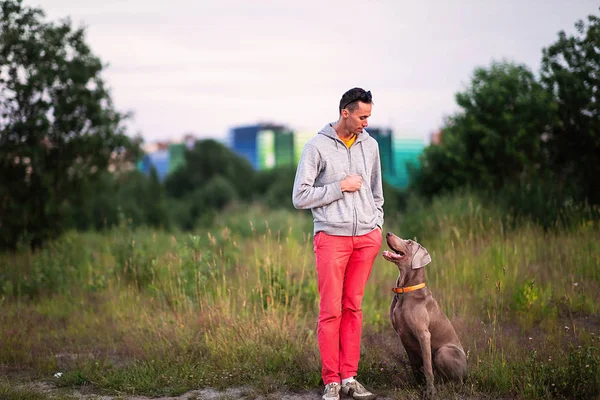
[292,88,384,400]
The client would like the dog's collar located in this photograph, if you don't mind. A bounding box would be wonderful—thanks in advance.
[392,282,426,294]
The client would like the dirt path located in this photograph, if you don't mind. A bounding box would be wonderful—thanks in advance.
[12,381,506,400]
[14,382,347,400]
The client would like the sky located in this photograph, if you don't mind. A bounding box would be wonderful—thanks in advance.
[25,0,600,144]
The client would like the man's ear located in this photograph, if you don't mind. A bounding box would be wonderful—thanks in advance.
[411,244,431,269]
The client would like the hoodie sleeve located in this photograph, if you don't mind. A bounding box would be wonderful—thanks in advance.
[292,143,344,209]
[371,144,384,228]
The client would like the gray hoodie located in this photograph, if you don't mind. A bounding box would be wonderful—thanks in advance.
[292,123,384,236]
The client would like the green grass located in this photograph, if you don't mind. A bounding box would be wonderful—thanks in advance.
[1,199,599,399]
[0,383,77,400]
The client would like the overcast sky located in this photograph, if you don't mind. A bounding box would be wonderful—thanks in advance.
[25,0,600,143]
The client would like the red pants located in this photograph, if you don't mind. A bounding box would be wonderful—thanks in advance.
[313,228,382,384]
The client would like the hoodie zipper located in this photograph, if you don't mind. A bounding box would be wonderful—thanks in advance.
[345,141,358,236]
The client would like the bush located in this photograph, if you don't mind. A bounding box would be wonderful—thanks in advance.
[253,165,297,209]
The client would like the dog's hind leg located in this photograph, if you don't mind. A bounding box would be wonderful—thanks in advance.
[433,345,467,383]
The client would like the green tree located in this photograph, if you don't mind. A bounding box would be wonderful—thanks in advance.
[164,139,255,201]
[412,61,555,197]
[410,127,469,198]
[0,0,138,249]
[144,168,170,228]
[253,164,296,208]
[541,12,600,204]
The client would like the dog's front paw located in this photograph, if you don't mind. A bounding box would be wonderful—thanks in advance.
[422,381,436,400]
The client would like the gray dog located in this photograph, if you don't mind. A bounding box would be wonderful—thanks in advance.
[382,232,467,399]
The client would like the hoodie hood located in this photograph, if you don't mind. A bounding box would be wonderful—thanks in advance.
[319,122,371,144]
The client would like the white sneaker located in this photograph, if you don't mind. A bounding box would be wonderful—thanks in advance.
[341,380,377,400]
[322,382,341,400]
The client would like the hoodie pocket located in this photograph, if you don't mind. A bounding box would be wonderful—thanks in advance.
[356,185,378,224]
[320,197,352,224]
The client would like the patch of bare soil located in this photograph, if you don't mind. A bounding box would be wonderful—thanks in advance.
[16,381,326,400]
[15,381,507,400]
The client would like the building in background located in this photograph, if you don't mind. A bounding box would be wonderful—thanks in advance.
[369,127,426,188]
[274,129,295,167]
[229,124,261,170]
[293,131,316,164]
[167,143,187,174]
[389,135,426,188]
[138,147,169,180]
[138,124,428,188]
[430,129,442,145]
[368,127,395,185]
[230,123,293,170]
[137,137,195,181]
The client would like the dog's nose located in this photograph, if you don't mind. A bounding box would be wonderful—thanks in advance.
[386,232,392,237]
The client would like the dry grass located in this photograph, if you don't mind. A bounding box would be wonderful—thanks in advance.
[1,198,599,399]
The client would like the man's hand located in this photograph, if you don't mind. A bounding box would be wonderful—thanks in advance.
[340,174,363,192]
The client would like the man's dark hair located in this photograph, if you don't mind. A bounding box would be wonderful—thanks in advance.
[339,87,373,114]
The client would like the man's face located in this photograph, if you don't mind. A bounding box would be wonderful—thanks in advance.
[344,101,372,134]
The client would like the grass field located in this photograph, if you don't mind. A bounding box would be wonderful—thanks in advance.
[1,194,599,399]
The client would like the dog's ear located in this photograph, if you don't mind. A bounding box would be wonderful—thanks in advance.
[411,244,431,269]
